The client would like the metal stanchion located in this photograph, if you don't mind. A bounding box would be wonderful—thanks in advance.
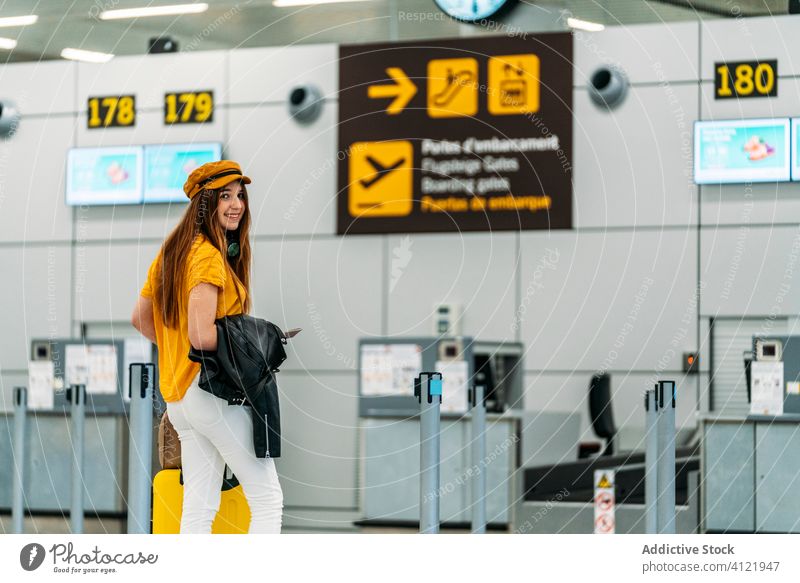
[68,384,86,534]
[644,388,658,534]
[12,386,27,534]
[469,383,487,534]
[127,363,155,534]
[656,380,677,534]
[415,371,442,534]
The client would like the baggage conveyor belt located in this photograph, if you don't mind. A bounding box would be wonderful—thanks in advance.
[522,445,699,505]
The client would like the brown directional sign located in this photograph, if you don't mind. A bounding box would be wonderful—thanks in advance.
[337,33,573,235]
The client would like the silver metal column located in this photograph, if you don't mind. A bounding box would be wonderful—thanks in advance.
[656,380,676,534]
[644,388,658,534]
[69,384,86,534]
[127,363,155,534]
[470,383,487,534]
[416,371,442,534]
[12,386,27,534]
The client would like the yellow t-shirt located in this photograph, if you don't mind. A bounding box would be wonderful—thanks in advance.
[140,234,246,403]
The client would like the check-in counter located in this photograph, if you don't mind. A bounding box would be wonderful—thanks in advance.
[700,414,800,533]
[358,411,519,527]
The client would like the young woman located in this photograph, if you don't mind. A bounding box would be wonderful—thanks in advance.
[131,160,284,534]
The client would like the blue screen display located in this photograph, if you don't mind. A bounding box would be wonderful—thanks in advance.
[66,146,144,206]
[694,118,791,184]
[792,119,800,182]
[144,142,222,203]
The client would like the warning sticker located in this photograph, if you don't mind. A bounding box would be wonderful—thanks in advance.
[596,473,613,489]
[595,513,615,534]
[594,469,615,535]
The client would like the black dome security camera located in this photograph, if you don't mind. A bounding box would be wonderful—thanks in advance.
[0,100,20,138]
[588,66,628,110]
[288,84,323,124]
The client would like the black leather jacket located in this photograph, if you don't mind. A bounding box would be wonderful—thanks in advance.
[188,314,288,458]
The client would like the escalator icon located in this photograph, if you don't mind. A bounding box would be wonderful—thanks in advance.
[427,58,479,118]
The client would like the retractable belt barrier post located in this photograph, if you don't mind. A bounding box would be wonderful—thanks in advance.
[68,384,86,534]
[469,383,487,534]
[415,371,442,534]
[12,386,27,534]
[644,389,658,534]
[655,380,677,534]
[128,363,155,534]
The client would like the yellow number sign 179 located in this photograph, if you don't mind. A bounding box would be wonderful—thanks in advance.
[164,91,214,124]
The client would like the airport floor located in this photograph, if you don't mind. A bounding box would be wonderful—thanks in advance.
[0,515,508,535]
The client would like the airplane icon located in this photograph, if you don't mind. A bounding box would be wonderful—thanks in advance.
[359,155,407,189]
[348,140,413,218]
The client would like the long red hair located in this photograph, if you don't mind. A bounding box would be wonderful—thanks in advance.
[151,181,252,328]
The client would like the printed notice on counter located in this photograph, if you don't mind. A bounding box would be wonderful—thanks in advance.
[435,359,469,414]
[65,344,118,395]
[750,360,784,416]
[360,343,422,396]
[27,360,55,410]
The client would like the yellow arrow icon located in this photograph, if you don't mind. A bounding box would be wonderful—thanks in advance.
[367,67,417,115]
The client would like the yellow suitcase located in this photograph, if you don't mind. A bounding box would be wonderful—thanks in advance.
[152,467,251,534]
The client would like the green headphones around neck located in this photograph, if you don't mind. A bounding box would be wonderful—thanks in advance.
[226,232,240,257]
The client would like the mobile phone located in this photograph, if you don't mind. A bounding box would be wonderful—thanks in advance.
[284,328,302,339]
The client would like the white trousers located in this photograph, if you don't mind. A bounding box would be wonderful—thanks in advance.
[166,374,284,534]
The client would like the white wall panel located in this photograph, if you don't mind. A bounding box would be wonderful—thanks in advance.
[701,15,800,80]
[520,229,699,371]
[276,372,358,509]
[385,232,518,340]
[700,182,800,227]
[574,21,699,87]
[700,224,800,317]
[228,103,337,236]
[73,241,160,322]
[228,44,338,105]
[77,51,228,110]
[0,61,77,115]
[75,110,225,148]
[250,237,383,372]
[0,245,71,371]
[574,84,698,228]
[0,117,73,242]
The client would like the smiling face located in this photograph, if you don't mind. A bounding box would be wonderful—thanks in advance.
[216,179,246,231]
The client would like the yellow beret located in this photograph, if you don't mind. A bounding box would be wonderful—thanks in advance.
[183,160,251,200]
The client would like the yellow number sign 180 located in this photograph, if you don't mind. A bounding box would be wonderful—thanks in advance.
[164,91,214,124]
[715,60,777,99]
[87,95,136,128]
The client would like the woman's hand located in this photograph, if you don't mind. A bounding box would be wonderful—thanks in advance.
[188,283,219,351]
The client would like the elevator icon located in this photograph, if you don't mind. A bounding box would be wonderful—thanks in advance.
[488,54,540,115]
